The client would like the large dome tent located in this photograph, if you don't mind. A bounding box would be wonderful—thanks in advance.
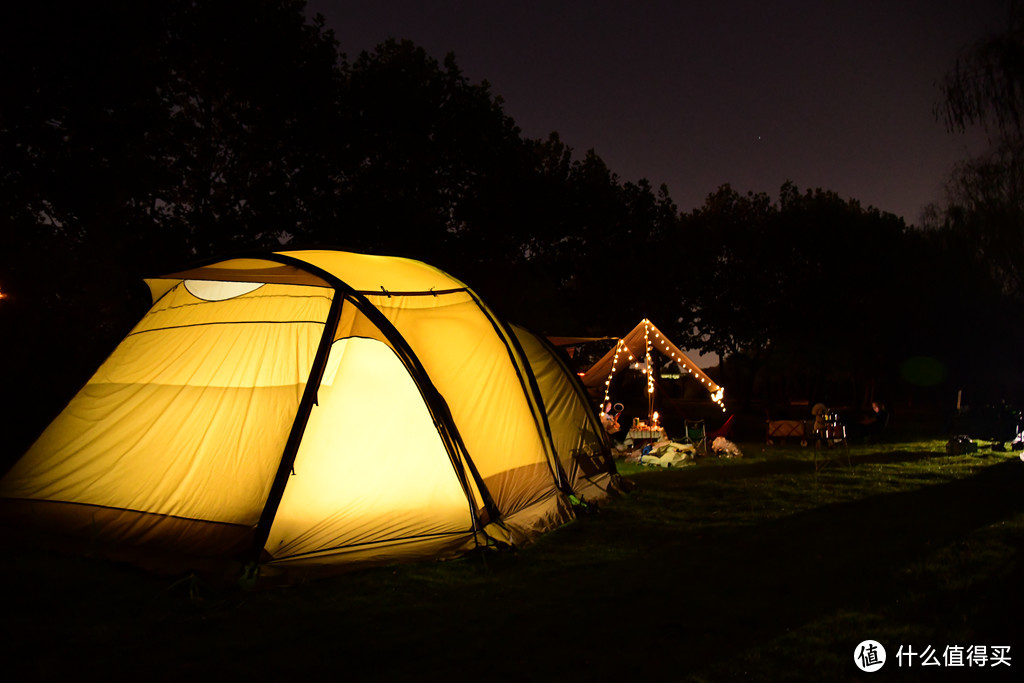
[0,250,624,580]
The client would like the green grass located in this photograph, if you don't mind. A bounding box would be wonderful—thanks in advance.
[3,440,1023,681]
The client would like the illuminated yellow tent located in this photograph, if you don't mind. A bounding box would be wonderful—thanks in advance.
[0,250,623,577]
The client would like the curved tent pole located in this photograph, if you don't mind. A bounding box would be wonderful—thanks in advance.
[249,279,344,560]
[528,327,618,476]
[242,253,503,563]
[464,290,573,496]
[500,320,574,495]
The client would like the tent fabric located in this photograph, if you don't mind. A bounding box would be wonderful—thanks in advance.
[580,319,723,402]
[511,325,625,504]
[0,250,623,577]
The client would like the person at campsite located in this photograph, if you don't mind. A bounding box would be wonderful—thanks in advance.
[811,403,829,437]
[858,401,889,437]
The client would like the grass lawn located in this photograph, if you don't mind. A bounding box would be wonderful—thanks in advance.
[3,439,1022,681]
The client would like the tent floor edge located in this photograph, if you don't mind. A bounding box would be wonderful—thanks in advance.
[500,491,575,545]
[574,471,635,504]
[0,498,252,585]
[255,531,484,582]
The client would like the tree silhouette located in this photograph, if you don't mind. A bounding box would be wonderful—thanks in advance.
[669,183,911,409]
[939,4,1024,136]
[3,1,1020,463]
[933,5,1024,299]
[323,39,529,266]
[0,0,343,460]
[926,3,1024,405]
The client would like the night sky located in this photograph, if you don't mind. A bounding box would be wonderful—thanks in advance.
[305,0,1009,225]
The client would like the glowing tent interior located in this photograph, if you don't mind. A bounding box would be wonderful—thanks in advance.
[0,250,625,578]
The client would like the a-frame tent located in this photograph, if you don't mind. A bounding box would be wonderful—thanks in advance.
[0,250,624,578]
[575,319,725,415]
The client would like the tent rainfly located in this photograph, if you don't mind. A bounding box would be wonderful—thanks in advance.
[574,319,725,420]
[0,250,625,579]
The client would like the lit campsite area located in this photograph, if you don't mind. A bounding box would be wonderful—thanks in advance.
[5,3,1024,680]
[4,439,1021,681]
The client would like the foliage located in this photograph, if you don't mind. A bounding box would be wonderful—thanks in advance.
[931,4,1024,297]
[938,4,1024,137]
[2,1,1022,459]
[0,0,345,458]
[0,0,341,269]
[930,139,1024,297]
[491,137,684,334]
[925,3,1024,406]
[327,39,528,263]
[668,183,911,407]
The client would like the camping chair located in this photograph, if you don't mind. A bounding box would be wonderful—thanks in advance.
[572,443,608,479]
[683,419,707,456]
[707,415,735,441]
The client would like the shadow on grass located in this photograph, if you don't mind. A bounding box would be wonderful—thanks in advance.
[847,449,951,467]
[574,457,1024,680]
[278,456,1024,681]
[3,456,1022,682]
[628,447,943,485]
[645,457,813,482]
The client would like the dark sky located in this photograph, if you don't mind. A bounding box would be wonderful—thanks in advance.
[305,0,1010,224]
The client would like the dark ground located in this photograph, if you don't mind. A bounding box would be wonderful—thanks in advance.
[2,440,1022,681]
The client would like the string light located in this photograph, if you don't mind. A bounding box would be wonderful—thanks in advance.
[601,339,635,404]
[600,319,728,414]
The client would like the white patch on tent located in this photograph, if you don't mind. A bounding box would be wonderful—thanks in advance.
[185,280,264,301]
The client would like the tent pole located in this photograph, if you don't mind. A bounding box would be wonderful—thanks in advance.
[250,288,345,561]
[247,253,503,561]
